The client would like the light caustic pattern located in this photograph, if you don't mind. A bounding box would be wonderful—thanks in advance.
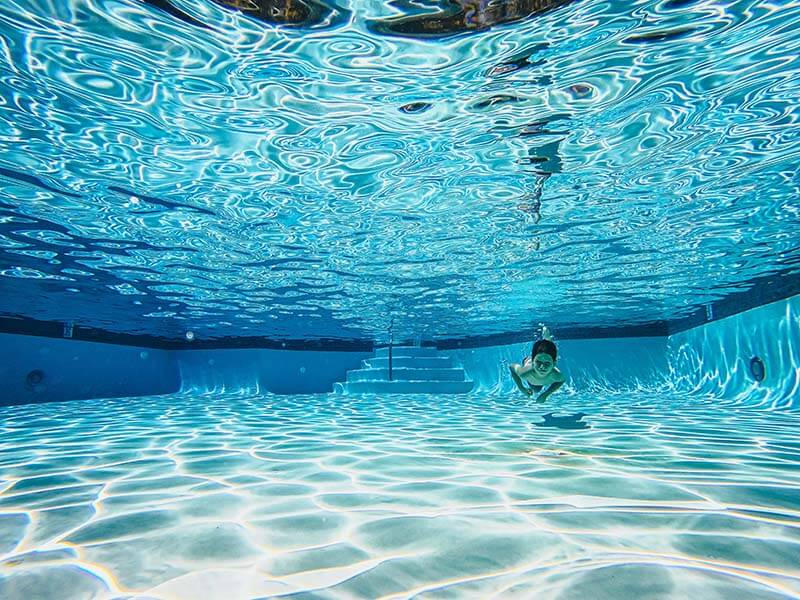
[1,393,799,599]
[1,1,800,341]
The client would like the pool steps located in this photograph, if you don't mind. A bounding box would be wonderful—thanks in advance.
[335,346,474,394]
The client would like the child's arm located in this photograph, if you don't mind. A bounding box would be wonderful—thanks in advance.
[535,381,563,403]
[535,370,565,403]
[515,356,537,378]
[509,364,533,397]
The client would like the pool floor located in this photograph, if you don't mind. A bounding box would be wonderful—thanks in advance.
[1,392,799,599]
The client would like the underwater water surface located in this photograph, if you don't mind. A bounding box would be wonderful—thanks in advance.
[1,0,800,343]
[1,391,799,599]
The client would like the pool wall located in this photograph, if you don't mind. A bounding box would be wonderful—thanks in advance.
[1,293,797,406]
[176,348,372,395]
[667,295,800,408]
[450,336,670,394]
[0,334,370,405]
[453,295,799,407]
[0,333,179,406]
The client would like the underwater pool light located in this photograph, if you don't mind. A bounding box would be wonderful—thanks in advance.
[25,369,45,390]
[749,356,766,382]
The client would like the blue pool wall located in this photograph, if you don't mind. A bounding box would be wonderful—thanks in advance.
[0,333,179,406]
[667,295,800,408]
[1,293,797,406]
[454,295,799,406]
[0,332,669,404]
[450,336,670,394]
[176,348,371,395]
[0,334,369,405]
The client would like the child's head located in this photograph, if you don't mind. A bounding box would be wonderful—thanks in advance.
[531,339,557,376]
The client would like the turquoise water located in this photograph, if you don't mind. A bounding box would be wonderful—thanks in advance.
[1,391,799,598]
[4,278,800,598]
[1,1,799,342]
[1,1,800,597]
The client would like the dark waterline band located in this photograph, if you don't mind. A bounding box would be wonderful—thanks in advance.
[1,270,798,351]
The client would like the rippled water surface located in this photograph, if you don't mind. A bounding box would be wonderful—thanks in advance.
[1,392,799,598]
[1,0,800,341]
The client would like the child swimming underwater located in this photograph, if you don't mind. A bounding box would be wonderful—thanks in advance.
[509,327,565,402]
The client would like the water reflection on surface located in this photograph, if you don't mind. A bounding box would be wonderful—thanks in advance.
[370,0,574,38]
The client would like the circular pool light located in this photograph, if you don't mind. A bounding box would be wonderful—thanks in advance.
[185,330,195,341]
[749,356,766,382]
[26,369,45,389]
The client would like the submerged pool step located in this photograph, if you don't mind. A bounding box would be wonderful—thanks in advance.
[347,367,465,382]
[365,356,452,369]
[337,346,474,394]
[373,345,439,358]
[343,380,474,394]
